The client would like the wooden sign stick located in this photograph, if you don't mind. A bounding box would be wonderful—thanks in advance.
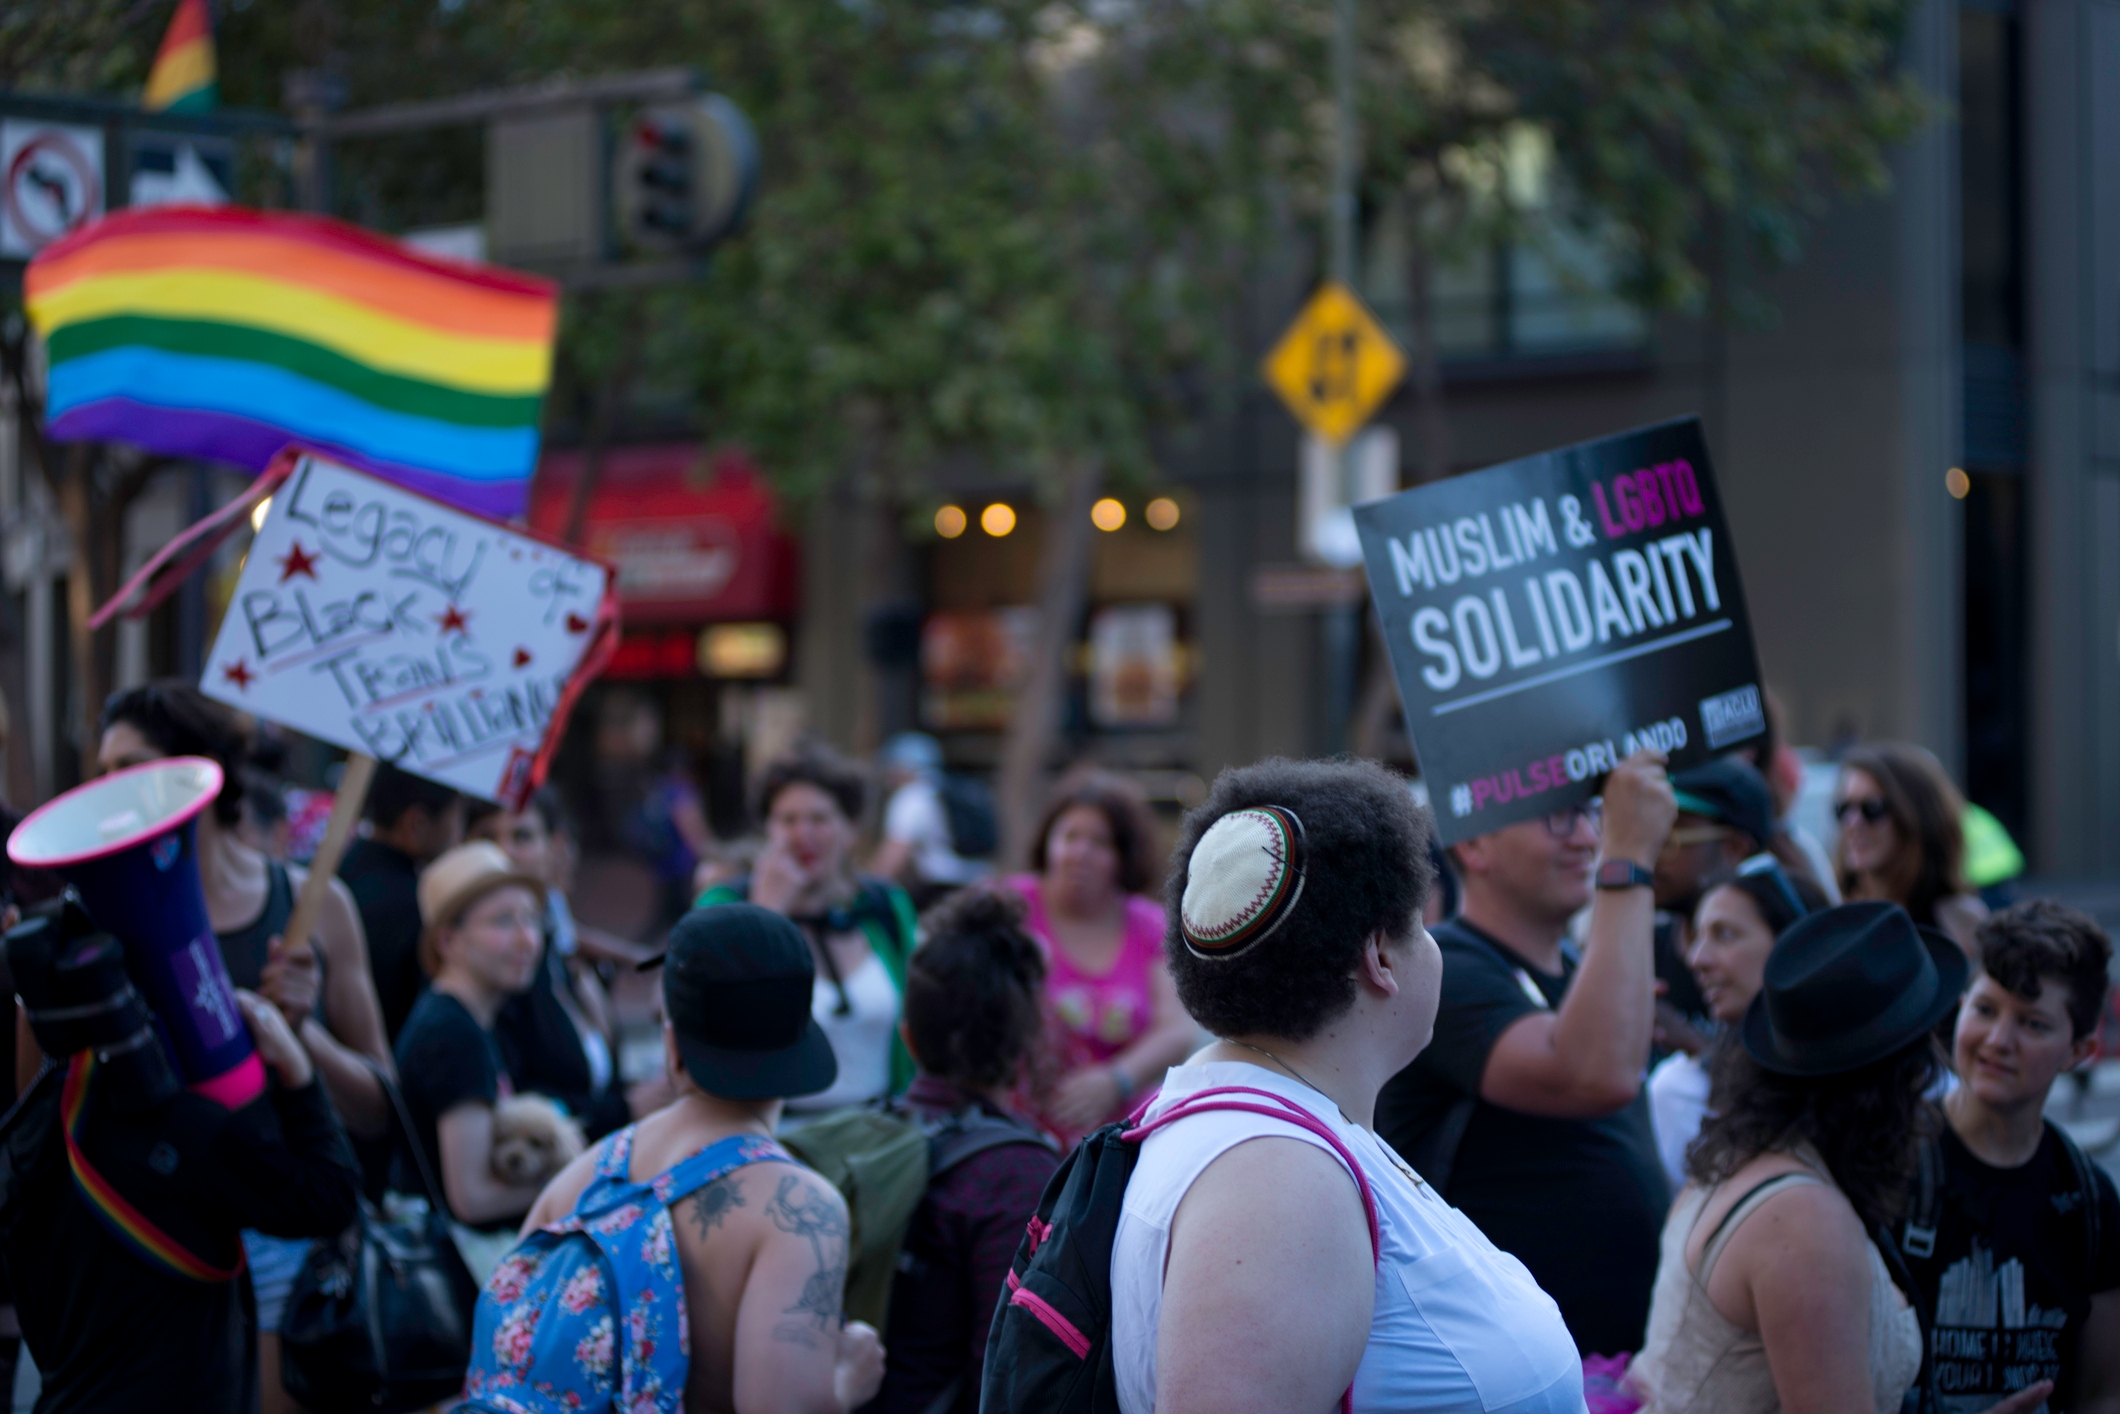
[281,753,379,959]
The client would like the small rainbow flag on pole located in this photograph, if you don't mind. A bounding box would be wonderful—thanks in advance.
[143,0,217,114]
[26,206,559,521]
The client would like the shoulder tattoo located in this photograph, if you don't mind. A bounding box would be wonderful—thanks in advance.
[766,1173,848,1333]
[688,1173,745,1238]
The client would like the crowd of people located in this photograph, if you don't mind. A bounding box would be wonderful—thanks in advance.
[0,680,2114,1414]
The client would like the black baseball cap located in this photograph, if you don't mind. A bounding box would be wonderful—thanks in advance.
[644,903,836,1101]
[1671,757,1777,850]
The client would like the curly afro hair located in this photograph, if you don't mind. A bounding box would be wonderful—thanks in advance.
[1166,757,1433,1042]
[904,887,1048,1091]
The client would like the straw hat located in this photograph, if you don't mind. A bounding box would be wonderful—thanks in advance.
[418,841,545,977]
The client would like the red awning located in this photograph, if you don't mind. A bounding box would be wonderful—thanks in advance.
[529,444,799,625]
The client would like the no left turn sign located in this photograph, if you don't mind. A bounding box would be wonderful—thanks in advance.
[2,121,105,260]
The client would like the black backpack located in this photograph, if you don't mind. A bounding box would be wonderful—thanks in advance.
[979,1085,1378,1414]
[937,775,998,860]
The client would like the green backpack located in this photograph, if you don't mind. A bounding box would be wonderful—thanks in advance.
[779,1103,1055,1329]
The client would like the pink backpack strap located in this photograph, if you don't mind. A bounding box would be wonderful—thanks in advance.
[1123,1085,1381,1267]
[1126,1085,1378,1414]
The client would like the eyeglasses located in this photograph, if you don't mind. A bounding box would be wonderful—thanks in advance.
[1736,852,1809,925]
[1542,800,1603,839]
[1833,796,1890,825]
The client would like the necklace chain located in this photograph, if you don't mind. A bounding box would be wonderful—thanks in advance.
[1222,1039,1426,1190]
[1225,1039,1337,1110]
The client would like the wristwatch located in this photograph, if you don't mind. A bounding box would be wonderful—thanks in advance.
[1594,859,1654,891]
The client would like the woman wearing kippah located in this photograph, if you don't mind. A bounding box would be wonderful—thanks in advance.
[1111,758,1583,1413]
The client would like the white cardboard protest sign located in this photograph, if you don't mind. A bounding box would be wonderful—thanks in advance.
[201,452,615,803]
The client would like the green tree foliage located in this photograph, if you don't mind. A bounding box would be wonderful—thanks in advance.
[10,0,1929,499]
[1075,0,1928,321]
[1470,0,1930,315]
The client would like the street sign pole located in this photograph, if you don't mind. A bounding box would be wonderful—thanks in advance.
[1259,19,1403,758]
[1324,0,1360,754]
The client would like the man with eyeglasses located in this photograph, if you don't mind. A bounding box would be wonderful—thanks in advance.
[1376,748,1677,1358]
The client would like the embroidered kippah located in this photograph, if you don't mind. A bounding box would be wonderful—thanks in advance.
[1180,806,1307,960]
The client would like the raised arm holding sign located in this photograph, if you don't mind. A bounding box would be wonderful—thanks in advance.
[1363,416,1759,1357]
[184,451,616,1093]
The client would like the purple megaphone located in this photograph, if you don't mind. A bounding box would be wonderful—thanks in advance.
[7,757,265,1109]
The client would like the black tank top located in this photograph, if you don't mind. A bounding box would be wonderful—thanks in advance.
[214,861,317,1001]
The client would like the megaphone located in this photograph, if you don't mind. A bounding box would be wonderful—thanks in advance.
[7,758,265,1108]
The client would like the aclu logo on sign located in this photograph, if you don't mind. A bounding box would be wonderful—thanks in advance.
[1700,685,1766,750]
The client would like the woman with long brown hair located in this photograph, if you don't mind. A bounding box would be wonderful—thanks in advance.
[1626,902,2024,1413]
[1007,769,1195,1142]
[1833,742,1987,956]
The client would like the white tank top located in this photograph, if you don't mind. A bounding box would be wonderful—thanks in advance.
[785,952,898,1114]
[1111,1062,1588,1414]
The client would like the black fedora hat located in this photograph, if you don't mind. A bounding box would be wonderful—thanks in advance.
[646,903,838,1101]
[1742,900,1969,1077]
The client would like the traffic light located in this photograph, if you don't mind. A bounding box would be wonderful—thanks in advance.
[613,94,758,255]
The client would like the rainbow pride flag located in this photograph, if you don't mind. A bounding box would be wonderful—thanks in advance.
[26,206,559,520]
[143,0,216,114]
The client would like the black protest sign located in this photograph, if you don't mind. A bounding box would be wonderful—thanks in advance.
[1354,416,1765,844]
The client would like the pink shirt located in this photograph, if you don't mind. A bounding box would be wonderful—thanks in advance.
[1008,875,1167,1138]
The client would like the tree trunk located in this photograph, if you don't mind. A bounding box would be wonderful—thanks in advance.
[995,456,1101,867]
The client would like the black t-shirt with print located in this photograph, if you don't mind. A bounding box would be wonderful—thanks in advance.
[1375,918,1671,1357]
[1903,1122,2120,1412]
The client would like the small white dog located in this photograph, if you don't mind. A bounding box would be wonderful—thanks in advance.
[490,1093,585,1188]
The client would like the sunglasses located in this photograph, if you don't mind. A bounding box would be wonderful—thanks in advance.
[1736,852,1809,924]
[1542,800,1603,839]
[1833,796,1890,825]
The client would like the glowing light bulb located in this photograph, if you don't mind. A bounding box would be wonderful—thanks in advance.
[1144,496,1180,531]
[935,504,968,538]
[1091,497,1127,532]
[981,503,1017,537]
[1945,467,1970,500]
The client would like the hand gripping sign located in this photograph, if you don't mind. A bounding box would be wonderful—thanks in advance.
[1353,416,1766,845]
[97,448,618,807]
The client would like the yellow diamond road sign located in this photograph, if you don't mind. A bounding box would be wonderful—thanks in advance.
[1261,282,1407,445]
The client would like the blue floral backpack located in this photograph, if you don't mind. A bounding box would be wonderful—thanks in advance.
[461,1125,797,1413]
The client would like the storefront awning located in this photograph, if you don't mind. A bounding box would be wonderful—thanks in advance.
[529,444,799,625]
